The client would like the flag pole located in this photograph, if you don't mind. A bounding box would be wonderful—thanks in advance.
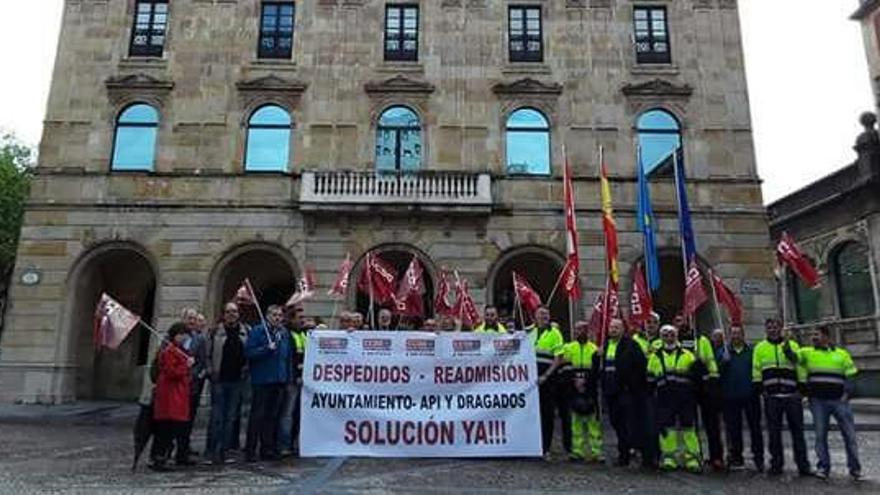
[637,146,652,293]
[599,145,611,347]
[547,270,564,307]
[137,319,189,359]
[245,278,272,342]
[455,270,464,331]
[707,267,726,334]
[779,262,789,326]
[367,251,376,330]
[673,151,696,333]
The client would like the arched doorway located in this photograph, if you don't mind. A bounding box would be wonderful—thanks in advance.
[67,244,157,400]
[211,244,299,327]
[488,246,569,334]
[649,253,718,331]
[352,246,435,329]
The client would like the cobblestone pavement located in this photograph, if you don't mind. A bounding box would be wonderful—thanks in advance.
[0,422,877,494]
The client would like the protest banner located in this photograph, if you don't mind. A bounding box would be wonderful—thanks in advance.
[300,330,542,458]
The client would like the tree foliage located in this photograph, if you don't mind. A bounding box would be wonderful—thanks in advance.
[0,133,34,276]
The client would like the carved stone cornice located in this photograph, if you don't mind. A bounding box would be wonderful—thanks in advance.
[105,73,174,92]
[105,73,174,106]
[491,77,563,97]
[364,75,436,96]
[236,74,308,94]
[621,78,693,98]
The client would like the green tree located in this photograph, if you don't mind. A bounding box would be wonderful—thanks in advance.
[0,133,34,335]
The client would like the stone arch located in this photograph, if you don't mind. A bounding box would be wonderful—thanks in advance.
[486,245,569,332]
[627,249,720,330]
[349,244,437,329]
[206,242,300,325]
[61,241,159,400]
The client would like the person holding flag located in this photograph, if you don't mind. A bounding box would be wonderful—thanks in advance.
[244,305,292,462]
[531,305,567,459]
[674,152,725,472]
[151,322,194,471]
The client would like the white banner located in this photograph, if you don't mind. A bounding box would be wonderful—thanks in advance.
[300,330,542,458]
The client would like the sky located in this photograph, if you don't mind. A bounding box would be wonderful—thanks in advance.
[0,1,873,204]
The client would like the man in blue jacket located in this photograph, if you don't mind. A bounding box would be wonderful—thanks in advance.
[718,325,764,472]
[244,305,292,462]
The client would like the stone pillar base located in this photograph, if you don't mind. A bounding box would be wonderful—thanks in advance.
[0,362,77,404]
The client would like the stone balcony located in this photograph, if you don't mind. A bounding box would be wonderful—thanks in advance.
[299,170,493,215]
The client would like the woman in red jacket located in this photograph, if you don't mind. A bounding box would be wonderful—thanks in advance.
[151,323,194,471]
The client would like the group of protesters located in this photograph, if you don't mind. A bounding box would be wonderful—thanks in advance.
[144,300,863,482]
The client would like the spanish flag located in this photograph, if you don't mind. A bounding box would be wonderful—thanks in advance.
[599,148,619,289]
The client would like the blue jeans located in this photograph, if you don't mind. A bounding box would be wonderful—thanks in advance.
[278,382,301,451]
[208,381,242,460]
[810,398,861,475]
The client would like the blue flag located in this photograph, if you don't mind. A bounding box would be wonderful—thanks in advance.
[673,149,698,264]
[637,150,661,292]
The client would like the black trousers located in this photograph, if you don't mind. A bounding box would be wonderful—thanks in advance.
[722,395,764,465]
[245,383,285,458]
[699,393,724,463]
[153,420,187,464]
[606,392,638,462]
[764,395,810,473]
[641,393,660,466]
[539,382,571,454]
[180,378,204,457]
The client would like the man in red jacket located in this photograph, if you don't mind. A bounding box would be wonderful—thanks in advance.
[151,323,194,471]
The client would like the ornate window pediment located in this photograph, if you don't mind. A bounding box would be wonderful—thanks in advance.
[621,78,693,98]
[364,75,435,96]
[236,74,308,94]
[492,77,563,97]
[105,73,174,106]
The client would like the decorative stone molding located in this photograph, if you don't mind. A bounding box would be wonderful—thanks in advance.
[621,78,693,98]
[105,73,173,106]
[364,75,436,96]
[491,77,563,97]
[235,74,308,112]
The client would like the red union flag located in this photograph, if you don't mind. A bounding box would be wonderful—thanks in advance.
[286,264,317,306]
[327,254,353,299]
[512,271,542,315]
[710,269,743,326]
[357,251,398,304]
[589,286,620,347]
[434,268,455,316]
[630,263,653,326]
[393,256,425,317]
[777,232,820,288]
[233,279,256,306]
[684,259,708,317]
[93,293,140,350]
[452,273,480,327]
[560,153,581,299]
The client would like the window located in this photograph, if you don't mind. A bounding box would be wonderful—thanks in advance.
[638,109,681,174]
[258,2,295,59]
[384,5,419,62]
[129,0,168,57]
[833,242,876,318]
[506,108,550,175]
[376,106,422,172]
[634,6,671,64]
[245,105,292,172]
[112,104,159,171]
[791,269,822,324]
[509,6,543,62]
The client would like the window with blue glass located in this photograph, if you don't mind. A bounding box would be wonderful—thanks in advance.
[259,2,295,59]
[111,104,159,171]
[245,105,292,172]
[506,108,550,175]
[638,109,681,174]
[376,106,422,172]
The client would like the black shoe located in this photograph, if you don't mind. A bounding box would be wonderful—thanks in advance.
[798,470,814,478]
[260,453,281,462]
[148,462,170,472]
[767,467,783,476]
[244,453,257,463]
[754,461,765,473]
[175,458,196,467]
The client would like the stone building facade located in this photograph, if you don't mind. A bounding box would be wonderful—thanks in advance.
[0,0,774,403]
[767,114,880,396]
[854,0,880,108]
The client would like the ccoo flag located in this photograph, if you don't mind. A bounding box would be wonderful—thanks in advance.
[93,293,140,350]
[637,148,660,292]
[673,149,698,264]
